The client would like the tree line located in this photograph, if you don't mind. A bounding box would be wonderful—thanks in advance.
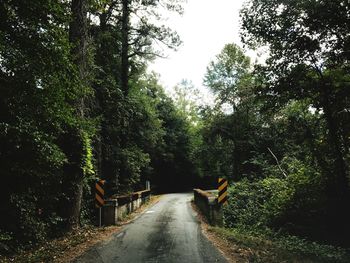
[198,0,350,249]
[0,0,200,252]
[1,0,349,256]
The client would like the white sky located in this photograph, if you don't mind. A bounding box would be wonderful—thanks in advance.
[149,0,247,99]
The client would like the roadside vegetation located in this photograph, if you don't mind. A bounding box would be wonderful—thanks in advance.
[195,0,350,262]
[0,0,197,256]
[1,0,349,261]
[209,226,349,263]
[0,196,161,263]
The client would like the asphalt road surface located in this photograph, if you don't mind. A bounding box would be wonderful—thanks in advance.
[74,193,227,263]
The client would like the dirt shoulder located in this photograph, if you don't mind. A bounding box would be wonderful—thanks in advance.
[1,195,162,263]
[191,201,303,263]
[191,201,350,263]
[191,201,250,263]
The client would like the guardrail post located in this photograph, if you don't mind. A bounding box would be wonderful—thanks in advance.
[102,199,118,226]
[193,188,224,226]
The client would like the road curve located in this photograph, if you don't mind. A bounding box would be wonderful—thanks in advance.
[74,193,227,263]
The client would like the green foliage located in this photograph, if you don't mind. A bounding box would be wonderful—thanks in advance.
[9,193,49,244]
[0,0,84,249]
[223,156,325,230]
[241,0,350,195]
[199,0,350,249]
[2,0,349,257]
[120,146,151,191]
[211,226,350,263]
[0,0,189,253]
[204,43,252,106]
[82,132,95,177]
[151,90,199,192]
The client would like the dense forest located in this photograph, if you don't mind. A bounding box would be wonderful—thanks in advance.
[1,0,349,259]
[0,0,198,252]
[207,0,350,249]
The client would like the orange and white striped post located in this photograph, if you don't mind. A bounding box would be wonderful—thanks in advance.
[95,179,106,226]
[218,178,228,205]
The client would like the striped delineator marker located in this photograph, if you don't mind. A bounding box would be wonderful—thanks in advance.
[218,178,228,205]
[95,179,106,208]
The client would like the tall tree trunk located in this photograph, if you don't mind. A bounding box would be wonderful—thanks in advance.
[64,0,88,231]
[70,0,88,92]
[121,0,130,96]
[95,12,107,182]
[313,67,349,197]
[320,82,349,198]
[117,0,131,194]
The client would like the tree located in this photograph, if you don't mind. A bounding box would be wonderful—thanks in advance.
[0,0,193,252]
[201,44,258,181]
[233,0,350,243]
[93,0,183,95]
[62,0,91,231]
[171,79,205,123]
[204,43,252,109]
[240,0,350,197]
[0,0,93,245]
[90,0,183,193]
[151,90,198,192]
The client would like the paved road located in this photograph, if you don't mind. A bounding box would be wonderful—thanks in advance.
[75,193,227,263]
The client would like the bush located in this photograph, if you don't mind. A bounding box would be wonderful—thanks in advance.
[223,157,324,230]
[211,226,350,263]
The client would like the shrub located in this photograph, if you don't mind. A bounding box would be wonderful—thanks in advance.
[223,157,324,230]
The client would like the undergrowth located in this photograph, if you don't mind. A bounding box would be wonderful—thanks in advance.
[209,226,350,263]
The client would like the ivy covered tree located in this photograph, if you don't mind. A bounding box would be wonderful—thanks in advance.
[0,0,95,245]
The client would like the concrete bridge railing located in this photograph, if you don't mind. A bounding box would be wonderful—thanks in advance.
[102,189,151,226]
[193,188,223,226]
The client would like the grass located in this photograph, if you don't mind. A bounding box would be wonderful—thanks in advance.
[208,226,350,263]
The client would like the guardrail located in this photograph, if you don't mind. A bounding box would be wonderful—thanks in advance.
[193,188,223,226]
[102,189,151,226]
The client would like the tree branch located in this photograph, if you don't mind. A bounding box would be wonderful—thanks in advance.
[267,147,287,178]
